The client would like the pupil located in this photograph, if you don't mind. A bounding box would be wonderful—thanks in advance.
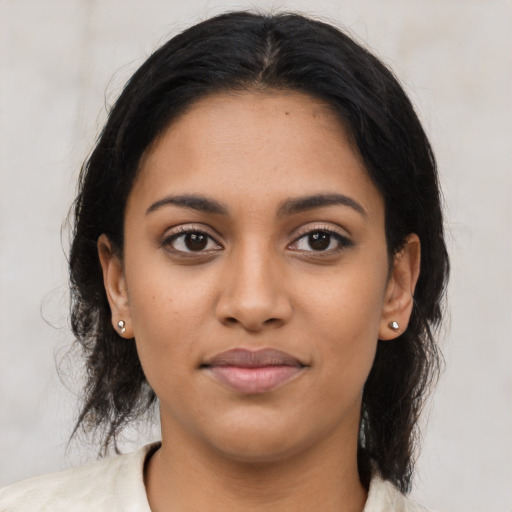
[308,231,330,251]
[185,233,207,251]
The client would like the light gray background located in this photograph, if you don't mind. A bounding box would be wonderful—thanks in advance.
[0,1,511,511]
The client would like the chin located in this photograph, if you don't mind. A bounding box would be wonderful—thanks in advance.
[199,411,327,465]
[213,435,308,465]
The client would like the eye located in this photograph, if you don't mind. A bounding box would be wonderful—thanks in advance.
[164,229,222,253]
[290,229,351,252]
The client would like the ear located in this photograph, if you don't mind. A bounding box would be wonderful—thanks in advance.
[97,234,133,338]
[379,233,421,340]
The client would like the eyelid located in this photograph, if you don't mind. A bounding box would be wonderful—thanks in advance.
[159,223,352,255]
[288,223,353,252]
[162,223,222,240]
[290,223,351,242]
[161,224,224,252]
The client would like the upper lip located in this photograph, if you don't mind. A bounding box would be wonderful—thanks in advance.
[202,348,305,368]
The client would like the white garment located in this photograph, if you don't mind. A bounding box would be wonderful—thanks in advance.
[0,444,429,511]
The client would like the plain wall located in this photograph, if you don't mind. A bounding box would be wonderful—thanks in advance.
[0,1,510,511]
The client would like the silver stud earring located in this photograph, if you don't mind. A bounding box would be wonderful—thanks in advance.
[117,320,126,335]
[389,321,400,331]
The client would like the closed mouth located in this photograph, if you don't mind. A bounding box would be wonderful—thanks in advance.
[201,348,307,394]
[201,347,305,369]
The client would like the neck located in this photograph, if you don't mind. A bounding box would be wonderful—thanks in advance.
[145,420,367,512]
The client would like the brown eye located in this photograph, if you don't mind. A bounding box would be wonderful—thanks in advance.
[184,232,208,251]
[290,229,352,253]
[308,231,331,251]
[165,230,222,254]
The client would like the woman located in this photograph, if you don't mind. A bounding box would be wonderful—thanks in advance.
[0,10,448,511]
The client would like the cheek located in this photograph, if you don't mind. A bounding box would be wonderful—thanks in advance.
[299,262,387,386]
[126,249,214,330]
[303,267,386,340]
[124,263,215,384]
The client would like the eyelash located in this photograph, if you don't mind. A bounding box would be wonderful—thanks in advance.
[289,226,353,254]
[161,225,353,256]
[161,226,222,255]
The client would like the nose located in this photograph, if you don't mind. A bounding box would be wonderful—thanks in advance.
[215,244,292,332]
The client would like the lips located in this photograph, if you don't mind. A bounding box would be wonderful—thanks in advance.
[201,348,306,394]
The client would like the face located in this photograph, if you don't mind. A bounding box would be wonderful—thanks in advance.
[100,91,419,464]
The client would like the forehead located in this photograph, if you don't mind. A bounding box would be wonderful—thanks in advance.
[131,90,383,218]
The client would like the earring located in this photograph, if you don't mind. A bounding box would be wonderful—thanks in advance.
[389,321,400,331]
[117,320,126,335]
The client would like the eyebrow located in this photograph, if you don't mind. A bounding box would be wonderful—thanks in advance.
[146,192,367,218]
[146,194,229,216]
[277,193,367,218]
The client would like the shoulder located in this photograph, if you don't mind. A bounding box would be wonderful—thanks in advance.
[364,474,432,512]
[0,443,158,512]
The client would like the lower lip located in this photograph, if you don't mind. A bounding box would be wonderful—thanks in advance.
[207,365,304,394]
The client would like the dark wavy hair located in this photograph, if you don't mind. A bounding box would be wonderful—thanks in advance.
[69,11,449,493]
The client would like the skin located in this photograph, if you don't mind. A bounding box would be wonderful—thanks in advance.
[98,90,420,512]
